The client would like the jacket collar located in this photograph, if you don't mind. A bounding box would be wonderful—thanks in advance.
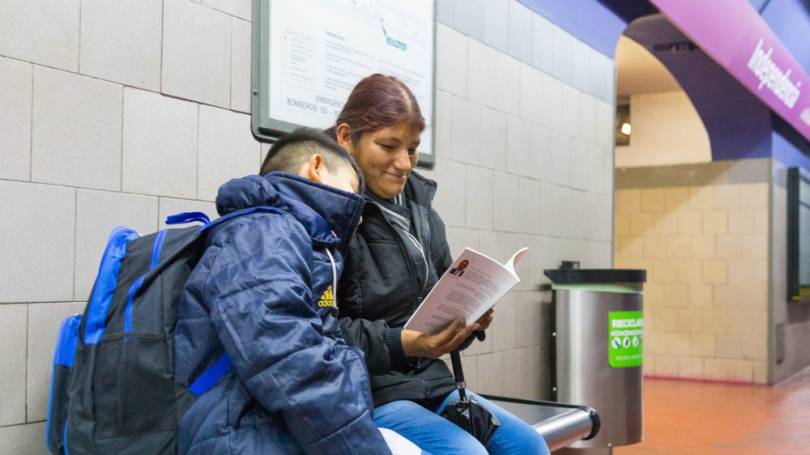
[215,172,364,248]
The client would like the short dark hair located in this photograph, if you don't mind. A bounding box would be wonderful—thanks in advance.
[260,128,363,191]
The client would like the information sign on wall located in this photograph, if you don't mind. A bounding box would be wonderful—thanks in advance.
[251,0,436,167]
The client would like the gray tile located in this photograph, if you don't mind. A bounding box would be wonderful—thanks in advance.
[436,24,468,98]
[0,422,48,455]
[516,291,545,347]
[579,92,599,146]
[0,57,32,181]
[540,182,566,237]
[530,124,552,183]
[493,171,520,232]
[507,0,533,64]
[548,131,571,187]
[80,0,162,91]
[476,351,505,395]
[122,88,198,198]
[445,226,480,259]
[74,190,159,300]
[450,96,482,164]
[31,67,122,191]
[517,177,542,236]
[162,0,231,107]
[570,138,590,191]
[0,182,75,303]
[516,234,548,290]
[560,84,580,137]
[0,304,26,425]
[26,302,86,422]
[519,63,544,124]
[434,90,453,161]
[230,18,252,113]
[436,0,455,27]
[198,106,260,202]
[482,0,509,53]
[454,0,485,41]
[433,158,467,227]
[596,99,614,147]
[0,0,79,71]
[541,73,563,132]
[491,292,518,351]
[571,39,590,93]
[465,165,494,229]
[505,115,532,177]
[494,54,521,117]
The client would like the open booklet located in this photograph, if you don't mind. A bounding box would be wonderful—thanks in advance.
[404,247,529,335]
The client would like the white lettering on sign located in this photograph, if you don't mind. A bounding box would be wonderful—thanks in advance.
[801,108,810,127]
[747,38,802,109]
[611,318,643,329]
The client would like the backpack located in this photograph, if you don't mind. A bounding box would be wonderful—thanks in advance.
[46,207,281,455]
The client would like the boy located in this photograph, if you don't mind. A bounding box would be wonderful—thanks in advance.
[173,128,391,454]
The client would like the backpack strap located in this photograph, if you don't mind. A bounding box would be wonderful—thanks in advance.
[198,206,284,232]
[165,211,211,226]
[187,353,233,397]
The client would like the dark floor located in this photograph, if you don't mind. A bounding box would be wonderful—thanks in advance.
[615,369,810,454]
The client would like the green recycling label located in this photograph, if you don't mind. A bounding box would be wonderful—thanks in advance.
[608,311,643,368]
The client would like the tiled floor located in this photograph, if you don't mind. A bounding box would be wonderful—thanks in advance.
[615,370,810,455]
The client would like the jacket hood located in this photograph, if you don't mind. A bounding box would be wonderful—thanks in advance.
[215,172,364,248]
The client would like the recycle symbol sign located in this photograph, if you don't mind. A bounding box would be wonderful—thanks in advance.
[632,336,640,347]
[622,337,631,348]
[611,337,621,349]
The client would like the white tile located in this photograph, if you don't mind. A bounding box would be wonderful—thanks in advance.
[0,0,79,71]
[437,0,455,27]
[503,347,535,398]
[230,18,252,113]
[450,96,482,164]
[516,291,544,347]
[482,0,509,53]
[519,64,544,124]
[476,351,505,395]
[454,0,484,41]
[596,100,614,147]
[540,182,566,237]
[436,24,468,98]
[505,116,532,177]
[494,54,521,117]
[551,25,573,85]
[198,106,259,202]
[202,0,251,19]
[493,171,520,232]
[507,0,533,63]
[0,181,75,303]
[560,84,580,137]
[433,158,466,227]
[570,138,590,191]
[530,124,552,183]
[0,304,26,425]
[74,190,159,300]
[122,88,198,198]
[518,177,542,234]
[531,13,554,74]
[434,90,452,160]
[162,0,231,107]
[571,39,590,93]
[0,422,46,455]
[31,67,122,191]
[467,39,497,108]
[80,0,162,90]
[0,57,32,181]
[580,92,599,145]
[459,354,478,392]
[445,226,480,259]
[26,302,86,422]
[465,166,493,229]
[491,293,518,351]
[479,107,507,171]
[548,130,571,186]
[159,198,219,228]
[541,74,563,132]
[516,234,547,290]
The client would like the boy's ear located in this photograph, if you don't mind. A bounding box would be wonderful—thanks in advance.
[304,153,326,183]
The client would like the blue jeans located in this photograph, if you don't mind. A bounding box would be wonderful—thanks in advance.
[373,390,550,454]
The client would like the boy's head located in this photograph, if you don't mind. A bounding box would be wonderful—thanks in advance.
[260,128,363,194]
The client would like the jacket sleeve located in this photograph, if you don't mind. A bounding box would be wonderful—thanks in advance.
[203,214,390,455]
[428,207,454,276]
[337,235,406,375]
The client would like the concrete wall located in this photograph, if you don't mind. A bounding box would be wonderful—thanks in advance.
[0,0,615,451]
[615,160,771,384]
[616,91,711,168]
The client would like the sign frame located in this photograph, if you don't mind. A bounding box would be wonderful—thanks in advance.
[250,0,437,169]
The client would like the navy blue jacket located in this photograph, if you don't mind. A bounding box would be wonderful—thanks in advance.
[174,173,390,454]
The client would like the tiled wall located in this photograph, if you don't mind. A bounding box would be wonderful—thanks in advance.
[614,160,771,384]
[0,0,615,450]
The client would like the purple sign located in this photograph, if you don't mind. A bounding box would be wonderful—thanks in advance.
[650,0,810,142]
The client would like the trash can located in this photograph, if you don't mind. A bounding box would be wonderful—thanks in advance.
[545,266,646,454]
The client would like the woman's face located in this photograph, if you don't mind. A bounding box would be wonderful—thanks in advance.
[340,122,421,199]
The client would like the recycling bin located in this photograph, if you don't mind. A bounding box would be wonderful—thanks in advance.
[545,268,646,453]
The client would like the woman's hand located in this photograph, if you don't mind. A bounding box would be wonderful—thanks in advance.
[401,319,479,359]
[475,309,494,331]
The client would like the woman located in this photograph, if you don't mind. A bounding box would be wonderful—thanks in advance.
[331,74,550,455]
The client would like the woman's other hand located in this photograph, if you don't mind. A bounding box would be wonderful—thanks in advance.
[401,319,479,359]
[475,309,494,331]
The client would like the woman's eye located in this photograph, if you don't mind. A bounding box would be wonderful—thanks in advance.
[408,148,417,155]
[380,144,395,151]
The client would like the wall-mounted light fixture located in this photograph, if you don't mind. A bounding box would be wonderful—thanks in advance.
[616,98,631,146]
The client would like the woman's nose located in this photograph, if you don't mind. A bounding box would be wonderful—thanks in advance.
[393,148,413,172]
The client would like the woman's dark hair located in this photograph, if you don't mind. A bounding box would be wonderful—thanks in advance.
[326,74,426,141]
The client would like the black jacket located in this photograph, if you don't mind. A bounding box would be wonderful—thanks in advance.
[338,172,456,406]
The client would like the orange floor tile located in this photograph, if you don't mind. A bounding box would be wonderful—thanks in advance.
[615,371,810,455]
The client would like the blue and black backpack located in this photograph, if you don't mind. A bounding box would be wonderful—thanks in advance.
[46,207,280,454]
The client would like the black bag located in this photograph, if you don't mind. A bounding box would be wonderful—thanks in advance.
[45,207,280,454]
